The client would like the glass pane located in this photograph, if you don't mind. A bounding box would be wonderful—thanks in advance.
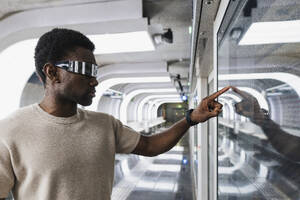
[217,0,300,199]
[193,90,198,187]
[208,81,215,200]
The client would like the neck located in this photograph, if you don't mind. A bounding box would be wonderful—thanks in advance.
[39,94,77,117]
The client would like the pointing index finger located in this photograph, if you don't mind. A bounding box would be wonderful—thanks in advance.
[208,86,231,100]
[231,86,251,99]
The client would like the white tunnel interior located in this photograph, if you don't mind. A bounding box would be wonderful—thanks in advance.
[1,0,300,200]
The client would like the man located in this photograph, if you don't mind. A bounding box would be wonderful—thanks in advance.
[0,28,229,200]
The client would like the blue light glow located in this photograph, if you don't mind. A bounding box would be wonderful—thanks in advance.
[181,95,188,101]
[182,158,188,165]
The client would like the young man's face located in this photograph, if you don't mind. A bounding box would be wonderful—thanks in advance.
[56,47,99,106]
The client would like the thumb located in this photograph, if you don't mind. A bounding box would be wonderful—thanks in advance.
[207,111,218,119]
[207,108,222,119]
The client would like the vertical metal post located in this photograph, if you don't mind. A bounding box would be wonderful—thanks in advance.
[197,77,208,200]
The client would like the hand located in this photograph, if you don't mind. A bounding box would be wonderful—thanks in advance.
[231,87,265,123]
[190,86,231,123]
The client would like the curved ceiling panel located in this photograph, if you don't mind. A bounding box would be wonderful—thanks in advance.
[119,88,177,123]
[151,98,183,119]
[219,72,300,98]
[137,94,180,122]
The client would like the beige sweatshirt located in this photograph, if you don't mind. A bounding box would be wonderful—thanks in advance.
[0,104,140,200]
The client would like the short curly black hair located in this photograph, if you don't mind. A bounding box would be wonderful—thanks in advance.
[34,28,95,85]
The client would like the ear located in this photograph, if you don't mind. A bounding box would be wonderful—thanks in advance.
[43,63,60,83]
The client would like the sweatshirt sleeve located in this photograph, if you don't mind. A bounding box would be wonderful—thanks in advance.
[111,117,141,154]
[0,140,15,198]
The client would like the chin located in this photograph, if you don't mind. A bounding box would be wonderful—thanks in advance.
[78,98,93,107]
[80,101,92,107]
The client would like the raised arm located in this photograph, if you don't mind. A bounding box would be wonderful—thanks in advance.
[132,86,230,156]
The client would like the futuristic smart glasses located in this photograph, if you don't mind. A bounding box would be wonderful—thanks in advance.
[55,61,98,78]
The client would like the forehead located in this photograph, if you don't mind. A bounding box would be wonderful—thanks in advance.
[64,46,96,64]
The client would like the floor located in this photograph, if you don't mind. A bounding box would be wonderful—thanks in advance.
[112,146,194,200]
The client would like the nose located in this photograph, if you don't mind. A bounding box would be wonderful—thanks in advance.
[89,77,99,87]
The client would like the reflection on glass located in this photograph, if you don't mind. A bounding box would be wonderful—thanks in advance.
[217,0,300,199]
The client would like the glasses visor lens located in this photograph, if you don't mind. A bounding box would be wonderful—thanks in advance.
[69,61,98,77]
[83,62,98,77]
